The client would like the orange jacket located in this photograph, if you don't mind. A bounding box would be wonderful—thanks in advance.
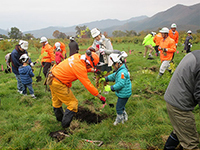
[153,33,162,46]
[41,43,55,63]
[51,54,99,96]
[168,29,179,44]
[158,36,176,62]
[53,42,67,58]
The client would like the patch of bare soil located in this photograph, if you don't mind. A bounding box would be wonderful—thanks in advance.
[74,106,108,124]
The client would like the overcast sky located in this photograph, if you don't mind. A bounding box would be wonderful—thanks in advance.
[0,0,199,32]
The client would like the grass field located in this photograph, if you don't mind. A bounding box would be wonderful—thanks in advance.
[0,41,199,149]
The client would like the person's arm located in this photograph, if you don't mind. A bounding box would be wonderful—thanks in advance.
[111,72,126,91]
[12,52,22,68]
[29,66,34,77]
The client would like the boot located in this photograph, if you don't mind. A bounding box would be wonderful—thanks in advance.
[113,114,124,126]
[123,111,128,122]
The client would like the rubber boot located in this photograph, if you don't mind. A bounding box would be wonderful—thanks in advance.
[62,109,75,128]
[113,114,124,126]
[123,110,128,122]
[164,132,180,150]
[53,107,64,122]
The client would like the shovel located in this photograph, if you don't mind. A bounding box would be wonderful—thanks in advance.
[36,66,42,82]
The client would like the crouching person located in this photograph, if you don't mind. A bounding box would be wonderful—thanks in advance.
[18,54,36,98]
[47,50,106,129]
[100,51,132,125]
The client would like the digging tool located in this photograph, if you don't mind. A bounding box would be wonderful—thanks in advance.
[82,139,103,147]
[36,65,42,82]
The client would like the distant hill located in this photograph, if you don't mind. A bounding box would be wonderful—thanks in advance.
[0,29,7,35]
[103,3,200,36]
[23,16,148,38]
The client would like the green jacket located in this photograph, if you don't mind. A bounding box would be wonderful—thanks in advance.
[142,34,156,47]
[106,64,132,98]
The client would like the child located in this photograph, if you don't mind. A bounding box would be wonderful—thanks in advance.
[55,48,64,65]
[18,54,36,98]
[100,51,132,125]
[5,53,11,73]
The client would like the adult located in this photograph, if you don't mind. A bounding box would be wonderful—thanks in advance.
[184,30,193,53]
[168,23,179,47]
[53,42,67,59]
[164,50,200,150]
[47,51,106,128]
[153,32,162,56]
[40,36,55,77]
[142,32,156,58]
[157,27,176,78]
[68,37,79,56]
[11,40,34,94]
[90,28,120,88]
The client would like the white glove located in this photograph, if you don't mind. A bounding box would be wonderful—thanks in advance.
[30,62,34,67]
[99,49,105,55]
[190,44,192,48]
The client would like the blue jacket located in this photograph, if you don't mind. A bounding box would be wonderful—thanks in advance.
[18,65,34,85]
[106,64,132,98]
[11,45,31,75]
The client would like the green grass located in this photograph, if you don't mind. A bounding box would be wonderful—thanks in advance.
[0,42,199,149]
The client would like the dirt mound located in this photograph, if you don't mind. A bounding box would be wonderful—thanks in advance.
[74,106,108,124]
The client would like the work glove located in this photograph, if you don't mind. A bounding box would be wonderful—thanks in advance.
[163,48,168,52]
[94,69,101,74]
[104,85,111,92]
[99,78,106,83]
[30,62,35,67]
[99,49,105,55]
[99,96,106,104]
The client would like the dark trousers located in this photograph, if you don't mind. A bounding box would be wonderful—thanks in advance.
[42,62,51,77]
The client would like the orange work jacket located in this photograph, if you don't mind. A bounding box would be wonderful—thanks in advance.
[41,43,55,63]
[158,36,176,62]
[53,42,67,58]
[153,33,162,46]
[168,30,179,44]
[51,54,99,96]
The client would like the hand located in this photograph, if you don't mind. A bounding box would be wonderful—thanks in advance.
[94,69,101,74]
[99,49,105,55]
[104,85,111,92]
[30,62,35,67]
[99,78,106,83]
[99,95,106,104]
[51,61,54,66]
[163,48,167,52]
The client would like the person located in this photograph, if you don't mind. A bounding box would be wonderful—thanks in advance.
[68,37,79,56]
[142,32,156,58]
[18,54,36,99]
[184,30,193,53]
[100,51,132,125]
[153,32,162,56]
[53,42,67,59]
[5,53,12,73]
[47,50,106,129]
[40,36,55,77]
[163,50,200,150]
[55,47,64,65]
[168,23,179,48]
[90,28,120,88]
[11,40,34,94]
[157,27,176,78]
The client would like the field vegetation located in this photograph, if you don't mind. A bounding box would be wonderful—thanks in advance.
[0,38,199,149]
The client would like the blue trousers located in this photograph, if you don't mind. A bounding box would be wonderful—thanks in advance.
[116,97,129,115]
[15,74,23,91]
[22,83,34,95]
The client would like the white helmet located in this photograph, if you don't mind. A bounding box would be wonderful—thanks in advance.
[159,27,169,33]
[40,36,48,43]
[19,40,28,50]
[109,51,128,65]
[70,36,75,41]
[171,23,177,28]
[91,28,101,38]
[19,54,29,63]
[187,30,192,34]
[151,32,156,36]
